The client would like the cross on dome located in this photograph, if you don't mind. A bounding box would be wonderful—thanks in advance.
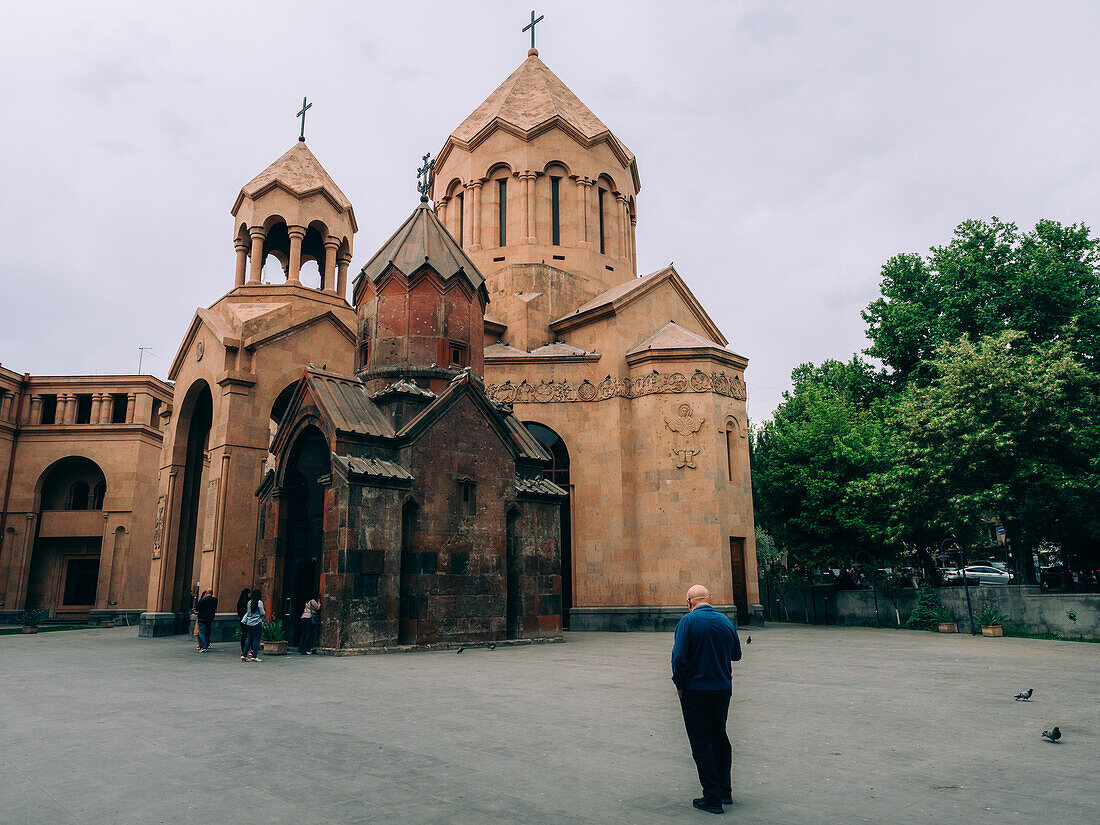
[297,97,312,142]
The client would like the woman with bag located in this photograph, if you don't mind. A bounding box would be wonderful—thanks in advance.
[298,592,321,655]
[241,589,265,662]
[235,588,251,659]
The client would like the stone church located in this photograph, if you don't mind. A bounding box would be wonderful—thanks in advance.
[0,45,760,640]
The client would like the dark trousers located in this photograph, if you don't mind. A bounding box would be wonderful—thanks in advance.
[297,619,314,654]
[197,620,213,650]
[239,622,248,654]
[244,625,262,658]
[679,689,732,804]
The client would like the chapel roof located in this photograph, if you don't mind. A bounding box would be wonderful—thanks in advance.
[626,321,727,355]
[358,201,485,294]
[301,369,395,438]
[235,141,353,212]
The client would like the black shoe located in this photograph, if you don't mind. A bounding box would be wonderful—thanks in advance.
[720,795,734,805]
[693,798,724,814]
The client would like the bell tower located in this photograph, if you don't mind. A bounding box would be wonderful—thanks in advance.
[430,47,640,350]
[231,140,356,298]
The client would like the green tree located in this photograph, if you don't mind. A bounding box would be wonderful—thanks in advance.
[863,218,1100,387]
[877,331,1100,583]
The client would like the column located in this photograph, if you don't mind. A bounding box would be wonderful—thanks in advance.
[101,394,114,424]
[155,468,179,612]
[212,452,231,599]
[617,195,630,262]
[233,239,249,288]
[576,178,592,248]
[90,393,103,424]
[247,227,266,284]
[336,254,351,300]
[287,225,306,285]
[29,394,42,424]
[630,214,638,274]
[466,180,483,251]
[521,171,537,243]
[63,394,77,425]
[322,238,340,294]
[126,393,136,424]
[436,197,448,229]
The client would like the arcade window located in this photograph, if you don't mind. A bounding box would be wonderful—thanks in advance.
[498,178,507,247]
[598,187,607,254]
[111,393,128,423]
[455,192,464,245]
[149,398,161,426]
[40,394,57,424]
[75,393,93,424]
[551,176,561,245]
[448,342,468,368]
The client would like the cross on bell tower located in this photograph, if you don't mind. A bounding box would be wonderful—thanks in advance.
[297,97,312,142]
[522,10,543,51]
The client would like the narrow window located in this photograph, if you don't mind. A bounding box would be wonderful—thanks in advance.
[456,192,464,246]
[726,430,734,481]
[69,482,90,511]
[358,342,370,370]
[75,393,93,424]
[40,394,57,424]
[551,176,561,245]
[150,398,162,426]
[458,479,477,516]
[93,482,106,509]
[449,341,468,368]
[598,187,607,254]
[111,393,128,423]
[498,178,507,247]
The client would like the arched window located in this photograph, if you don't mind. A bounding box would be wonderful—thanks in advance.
[68,481,90,510]
[92,482,106,510]
[523,421,572,627]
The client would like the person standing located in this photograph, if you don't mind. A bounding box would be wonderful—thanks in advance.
[195,589,218,652]
[235,588,251,659]
[241,589,265,662]
[298,592,321,655]
[671,584,742,815]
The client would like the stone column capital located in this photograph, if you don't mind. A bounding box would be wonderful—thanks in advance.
[234,238,250,252]
[248,226,267,240]
[465,179,483,191]
[287,225,307,240]
[519,170,538,181]
[323,236,341,251]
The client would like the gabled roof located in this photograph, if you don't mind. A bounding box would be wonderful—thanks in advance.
[484,340,600,364]
[626,321,747,366]
[271,368,395,456]
[436,51,639,193]
[234,141,353,214]
[550,265,728,346]
[358,201,485,294]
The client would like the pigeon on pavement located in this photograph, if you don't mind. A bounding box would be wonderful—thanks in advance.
[456,646,465,654]
[1014,689,1033,701]
[488,643,496,650]
[746,636,751,645]
[1041,726,1061,743]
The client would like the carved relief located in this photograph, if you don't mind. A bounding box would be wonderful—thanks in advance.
[486,369,746,404]
[665,403,704,469]
[152,495,166,558]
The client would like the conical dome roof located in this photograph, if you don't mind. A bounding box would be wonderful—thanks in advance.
[445,50,636,178]
[234,141,353,213]
[359,201,485,294]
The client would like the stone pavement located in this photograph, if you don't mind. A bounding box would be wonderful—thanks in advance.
[0,626,1096,825]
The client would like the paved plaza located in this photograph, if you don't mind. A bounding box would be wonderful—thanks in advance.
[1,625,1096,824]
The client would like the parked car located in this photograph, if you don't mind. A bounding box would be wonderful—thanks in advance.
[952,565,1013,586]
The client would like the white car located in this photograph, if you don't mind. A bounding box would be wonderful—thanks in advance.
[956,565,1013,586]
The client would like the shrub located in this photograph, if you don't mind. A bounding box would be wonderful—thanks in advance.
[933,606,956,623]
[976,604,1007,627]
[906,583,944,630]
[261,619,285,642]
[19,609,47,627]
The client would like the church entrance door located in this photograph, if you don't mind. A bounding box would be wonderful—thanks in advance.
[729,537,749,626]
[523,422,571,628]
[279,427,329,649]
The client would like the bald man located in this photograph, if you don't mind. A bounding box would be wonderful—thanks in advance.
[671,584,742,814]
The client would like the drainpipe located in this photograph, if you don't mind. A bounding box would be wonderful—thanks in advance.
[0,373,30,546]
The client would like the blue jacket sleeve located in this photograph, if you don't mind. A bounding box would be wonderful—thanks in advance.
[730,623,742,663]
[671,619,691,688]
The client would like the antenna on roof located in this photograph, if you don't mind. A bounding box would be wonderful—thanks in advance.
[137,347,155,374]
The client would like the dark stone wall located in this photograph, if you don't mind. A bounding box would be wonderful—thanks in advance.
[510,498,563,638]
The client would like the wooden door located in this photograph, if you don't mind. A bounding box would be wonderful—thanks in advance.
[729,537,749,626]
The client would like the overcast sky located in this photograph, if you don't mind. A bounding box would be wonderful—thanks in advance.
[2,1,1097,421]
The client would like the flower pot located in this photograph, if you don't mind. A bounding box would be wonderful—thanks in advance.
[937,622,958,633]
[21,626,38,634]
[262,640,287,655]
[981,625,1004,637]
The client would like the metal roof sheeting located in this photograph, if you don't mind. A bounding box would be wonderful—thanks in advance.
[515,476,567,497]
[307,370,395,437]
[334,455,413,481]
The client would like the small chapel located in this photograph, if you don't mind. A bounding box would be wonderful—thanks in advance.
[0,34,760,643]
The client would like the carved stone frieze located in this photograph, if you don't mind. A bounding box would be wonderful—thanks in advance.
[486,369,746,404]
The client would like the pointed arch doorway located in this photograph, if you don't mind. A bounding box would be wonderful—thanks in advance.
[523,422,572,628]
[278,426,329,648]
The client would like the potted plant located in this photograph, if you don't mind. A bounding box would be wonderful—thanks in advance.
[976,604,1007,637]
[19,608,46,633]
[261,619,287,655]
[934,606,958,633]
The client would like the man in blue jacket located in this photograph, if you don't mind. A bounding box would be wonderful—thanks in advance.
[671,584,742,814]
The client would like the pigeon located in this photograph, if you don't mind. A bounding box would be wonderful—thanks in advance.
[456,647,465,654]
[746,636,751,645]
[1014,689,1033,701]
[488,643,496,650]
[1041,726,1061,743]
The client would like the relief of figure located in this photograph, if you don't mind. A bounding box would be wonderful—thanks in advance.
[152,495,166,557]
[665,403,705,468]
